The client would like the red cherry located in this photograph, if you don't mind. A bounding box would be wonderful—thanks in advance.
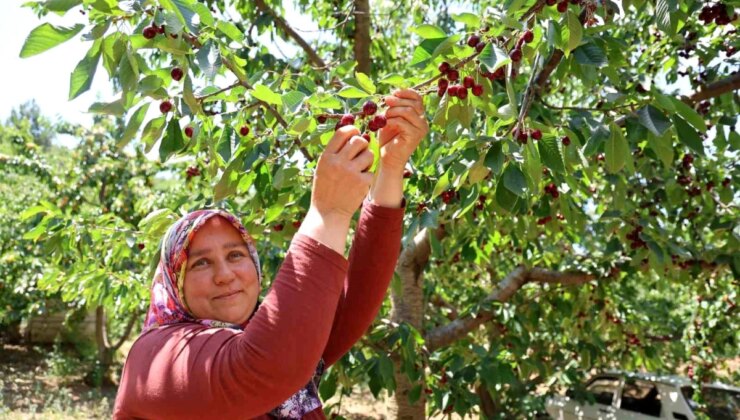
[463,76,475,89]
[438,78,449,90]
[159,100,173,114]
[292,220,302,229]
[403,169,412,178]
[447,69,460,82]
[475,41,486,52]
[562,136,571,145]
[530,129,542,140]
[340,114,355,127]
[515,129,528,143]
[522,30,534,44]
[447,85,459,98]
[362,100,378,116]
[371,114,387,129]
[472,84,484,96]
[467,35,481,47]
[273,224,284,232]
[510,48,523,62]
[171,67,184,81]
[239,125,249,136]
[137,243,145,250]
[361,133,371,141]
[457,87,469,100]
[557,1,568,12]
[722,177,731,187]
[317,115,327,124]
[439,62,451,74]
[143,26,157,39]
[157,25,166,34]
[437,87,446,97]
[546,0,557,5]
[184,126,194,138]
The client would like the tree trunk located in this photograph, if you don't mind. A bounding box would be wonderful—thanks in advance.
[353,0,372,75]
[388,229,434,419]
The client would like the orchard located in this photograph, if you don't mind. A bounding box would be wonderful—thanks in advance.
[3,0,739,418]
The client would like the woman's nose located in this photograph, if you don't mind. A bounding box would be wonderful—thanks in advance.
[213,261,236,285]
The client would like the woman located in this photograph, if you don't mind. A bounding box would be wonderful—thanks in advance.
[114,89,428,419]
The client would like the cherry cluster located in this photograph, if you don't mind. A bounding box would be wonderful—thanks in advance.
[698,2,735,25]
[436,62,484,99]
[696,100,711,115]
[514,128,543,144]
[185,166,200,179]
[325,100,387,134]
[544,182,559,198]
[143,24,168,40]
[625,225,647,250]
[440,189,459,204]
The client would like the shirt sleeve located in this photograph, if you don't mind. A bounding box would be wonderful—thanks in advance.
[114,234,348,420]
[322,198,405,367]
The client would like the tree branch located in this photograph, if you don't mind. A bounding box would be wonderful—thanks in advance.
[253,0,328,69]
[353,0,372,75]
[684,72,740,104]
[424,267,595,352]
[111,310,140,352]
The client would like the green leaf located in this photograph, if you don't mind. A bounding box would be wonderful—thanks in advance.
[671,115,705,155]
[196,41,221,80]
[479,44,511,73]
[669,97,707,133]
[69,41,101,100]
[182,76,203,115]
[605,124,629,173]
[409,37,446,67]
[282,91,307,113]
[566,11,583,53]
[637,105,671,136]
[19,23,84,58]
[502,164,527,196]
[485,142,505,174]
[648,131,674,167]
[141,117,167,152]
[160,118,185,162]
[495,176,521,213]
[252,84,283,106]
[216,126,234,162]
[355,72,376,94]
[432,171,450,199]
[88,99,125,115]
[337,86,369,99]
[214,162,241,201]
[411,24,447,39]
[192,3,214,26]
[655,0,677,36]
[45,0,82,13]
[584,124,609,156]
[118,103,150,149]
[451,13,481,27]
[538,135,566,173]
[573,43,608,67]
[217,21,244,43]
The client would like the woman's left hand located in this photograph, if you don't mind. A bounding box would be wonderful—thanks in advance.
[377,89,429,172]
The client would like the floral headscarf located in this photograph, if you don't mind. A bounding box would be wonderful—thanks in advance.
[143,209,324,419]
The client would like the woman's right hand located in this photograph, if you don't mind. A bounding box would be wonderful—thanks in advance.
[310,126,374,220]
[297,125,374,255]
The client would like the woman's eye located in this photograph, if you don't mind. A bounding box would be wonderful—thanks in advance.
[191,259,208,268]
[229,251,245,260]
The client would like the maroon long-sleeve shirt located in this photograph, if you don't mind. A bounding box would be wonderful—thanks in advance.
[114,201,404,419]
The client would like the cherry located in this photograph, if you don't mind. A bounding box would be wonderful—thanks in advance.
[184,126,194,138]
[546,0,557,5]
[557,1,568,12]
[239,125,249,136]
[722,177,731,187]
[362,100,378,116]
[509,48,523,62]
[317,115,327,124]
[416,202,427,214]
[467,35,481,48]
[522,30,534,44]
[438,78,449,90]
[171,67,184,81]
[143,26,157,39]
[562,136,571,146]
[447,85,459,98]
[475,41,486,52]
[439,62,451,74]
[159,100,172,114]
[137,243,146,250]
[530,129,542,140]
[186,166,200,178]
[515,129,528,144]
[403,169,412,178]
[457,87,469,100]
[447,69,460,82]
[368,114,387,132]
[437,87,446,97]
[537,216,552,225]
[273,224,284,232]
[157,25,166,34]
[472,84,484,96]
[463,76,475,89]
[292,220,302,229]
[361,133,371,141]
[340,113,355,127]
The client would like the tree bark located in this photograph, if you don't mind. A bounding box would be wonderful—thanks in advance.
[353,0,372,75]
[388,228,437,419]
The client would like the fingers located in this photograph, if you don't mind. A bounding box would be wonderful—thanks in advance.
[339,135,370,160]
[385,106,428,132]
[352,149,375,172]
[384,95,424,116]
[379,118,422,147]
[325,125,360,154]
[391,88,423,103]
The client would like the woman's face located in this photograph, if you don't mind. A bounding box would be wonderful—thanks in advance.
[183,216,259,325]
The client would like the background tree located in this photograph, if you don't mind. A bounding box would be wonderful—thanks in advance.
[14,0,739,417]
